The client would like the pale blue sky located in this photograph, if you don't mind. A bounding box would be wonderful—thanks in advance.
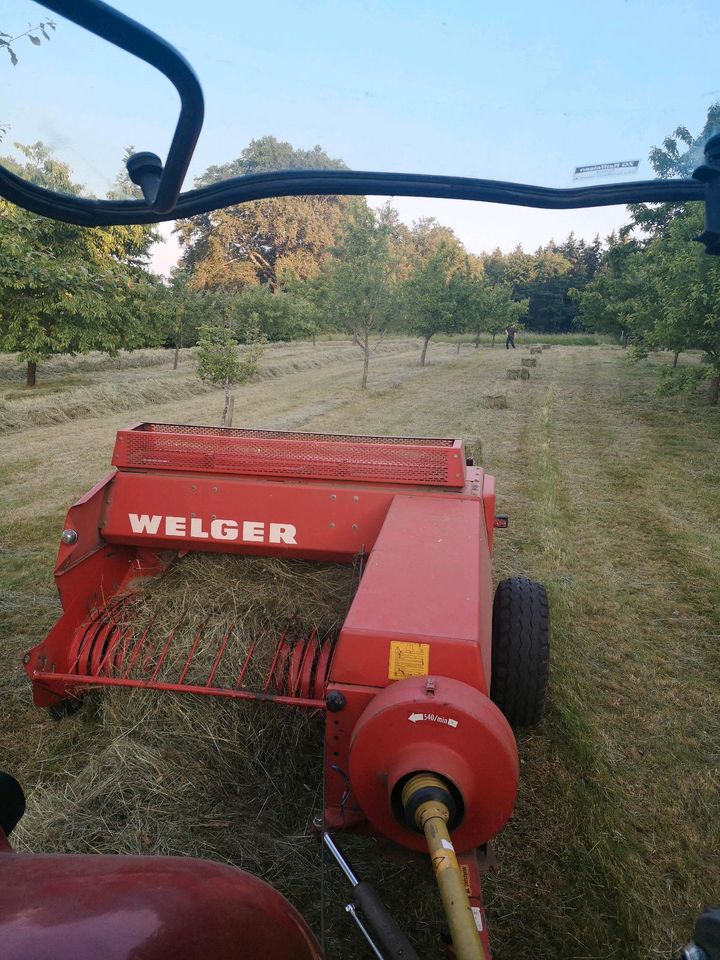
[2,0,718,267]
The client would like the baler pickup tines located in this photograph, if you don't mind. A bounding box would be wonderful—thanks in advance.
[35,595,331,709]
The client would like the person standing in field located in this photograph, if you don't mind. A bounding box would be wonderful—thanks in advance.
[505,323,517,349]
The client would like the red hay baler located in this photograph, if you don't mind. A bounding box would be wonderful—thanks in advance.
[16,421,552,960]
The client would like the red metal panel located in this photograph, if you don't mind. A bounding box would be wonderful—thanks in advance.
[112,422,466,488]
[101,472,399,561]
[0,851,323,960]
[348,676,519,853]
[330,494,491,693]
[482,472,497,552]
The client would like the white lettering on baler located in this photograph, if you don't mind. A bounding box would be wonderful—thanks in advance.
[210,518,239,541]
[269,523,297,544]
[242,521,265,543]
[128,513,162,534]
[165,516,186,537]
[190,517,209,539]
[127,513,296,544]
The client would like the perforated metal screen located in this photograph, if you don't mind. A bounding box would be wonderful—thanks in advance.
[113,423,465,487]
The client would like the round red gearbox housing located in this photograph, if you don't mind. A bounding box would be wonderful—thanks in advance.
[348,676,519,853]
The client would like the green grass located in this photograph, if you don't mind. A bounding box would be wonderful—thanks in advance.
[0,344,717,959]
[1,375,89,400]
[437,331,609,346]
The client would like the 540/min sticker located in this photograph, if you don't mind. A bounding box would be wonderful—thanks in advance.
[408,712,459,728]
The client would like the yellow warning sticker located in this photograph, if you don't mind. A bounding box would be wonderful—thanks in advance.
[388,641,430,680]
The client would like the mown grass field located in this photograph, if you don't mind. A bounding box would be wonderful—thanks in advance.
[1,338,718,960]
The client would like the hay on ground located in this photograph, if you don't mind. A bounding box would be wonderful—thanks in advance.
[506,368,531,380]
[17,553,446,958]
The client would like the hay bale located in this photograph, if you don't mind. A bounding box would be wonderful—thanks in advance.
[522,357,537,368]
[481,393,508,409]
[529,346,542,355]
[17,553,446,956]
[506,368,530,380]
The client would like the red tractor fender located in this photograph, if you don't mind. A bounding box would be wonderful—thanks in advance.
[0,845,322,960]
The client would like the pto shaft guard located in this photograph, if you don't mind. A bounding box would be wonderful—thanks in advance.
[348,676,519,853]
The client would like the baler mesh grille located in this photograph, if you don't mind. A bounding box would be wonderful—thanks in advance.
[113,423,464,487]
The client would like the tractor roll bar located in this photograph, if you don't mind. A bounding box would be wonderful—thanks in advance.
[0,0,718,257]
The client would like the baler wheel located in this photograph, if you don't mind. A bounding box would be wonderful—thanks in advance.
[490,577,550,727]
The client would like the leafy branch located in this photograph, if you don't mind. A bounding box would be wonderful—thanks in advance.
[0,20,56,67]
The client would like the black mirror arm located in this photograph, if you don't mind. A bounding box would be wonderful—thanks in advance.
[693,133,720,255]
[36,0,204,213]
[0,163,707,228]
[0,0,712,235]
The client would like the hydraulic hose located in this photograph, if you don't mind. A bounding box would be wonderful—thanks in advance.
[401,774,486,960]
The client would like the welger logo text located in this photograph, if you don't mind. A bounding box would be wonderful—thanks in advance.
[128,514,297,544]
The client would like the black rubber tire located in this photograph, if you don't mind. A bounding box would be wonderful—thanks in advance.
[490,577,550,727]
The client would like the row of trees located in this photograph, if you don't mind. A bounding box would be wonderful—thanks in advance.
[0,137,535,389]
[576,104,720,403]
[3,117,718,399]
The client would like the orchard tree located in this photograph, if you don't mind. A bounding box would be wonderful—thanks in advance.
[321,203,398,389]
[627,101,720,239]
[0,144,159,385]
[458,275,528,347]
[577,237,647,347]
[196,306,266,426]
[637,207,720,402]
[402,242,465,365]
[165,270,205,369]
[179,136,354,290]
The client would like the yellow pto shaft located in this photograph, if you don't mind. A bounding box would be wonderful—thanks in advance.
[401,774,486,960]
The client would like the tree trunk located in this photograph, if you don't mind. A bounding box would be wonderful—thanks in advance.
[492,332,497,347]
[226,395,235,427]
[312,333,316,348]
[707,374,719,405]
[420,335,431,366]
[474,330,480,349]
[456,337,461,355]
[173,339,180,370]
[621,329,628,349]
[26,361,37,387]
[361,334,370,390]
[672,350,680,368]
[221,382,231,426]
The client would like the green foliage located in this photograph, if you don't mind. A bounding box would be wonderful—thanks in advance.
[657,365,709,396]
[179,136,353,290]
[627,101,720,239]
[576,104,720,403]
[196,308,266,424]
[0,19,56,69]
[320,203,398,388]
[481,234,602,332]
[0,144,162,384]
[401,242,466,363]
[458,274,528,344]
[196,322,243,388]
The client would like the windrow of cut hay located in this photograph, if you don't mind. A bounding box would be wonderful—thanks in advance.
[15,553,446,958]
[0,340,422,433]
[0,377,213,432]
